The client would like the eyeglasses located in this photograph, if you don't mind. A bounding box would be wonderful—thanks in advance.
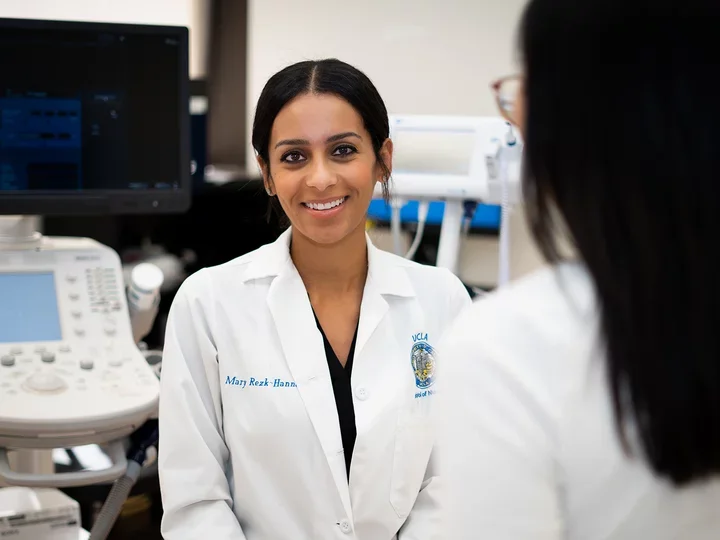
[490,75,522,126]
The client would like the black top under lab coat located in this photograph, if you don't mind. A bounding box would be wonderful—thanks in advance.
[314,314,359,478]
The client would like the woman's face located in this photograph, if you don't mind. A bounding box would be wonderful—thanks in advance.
[494,75,526,136]
[259,93,392,246]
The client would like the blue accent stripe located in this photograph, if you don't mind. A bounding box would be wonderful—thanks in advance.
[367,199,501,230]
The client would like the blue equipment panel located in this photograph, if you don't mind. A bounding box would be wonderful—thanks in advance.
[367,200,500,230]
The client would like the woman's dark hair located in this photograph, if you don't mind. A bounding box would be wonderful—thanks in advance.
[251,59,392,221]
[519,0,720,486]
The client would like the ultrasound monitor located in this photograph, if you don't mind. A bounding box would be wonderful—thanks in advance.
[0,18,190,215]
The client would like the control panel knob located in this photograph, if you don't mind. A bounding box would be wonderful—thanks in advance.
[25,371,67,393]
[80,359,94,370]
[1,355,15,367]
[41,352,56,363]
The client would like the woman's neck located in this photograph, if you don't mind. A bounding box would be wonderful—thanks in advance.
[290,223,368,296]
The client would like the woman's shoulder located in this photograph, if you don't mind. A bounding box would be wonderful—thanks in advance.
[441,262,598,389]
[456,262,594,332]
[172,241,280,308]
[382,251,470,314]
[378,248,465,291]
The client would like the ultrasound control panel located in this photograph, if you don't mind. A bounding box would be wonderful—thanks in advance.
[0,237,159,448]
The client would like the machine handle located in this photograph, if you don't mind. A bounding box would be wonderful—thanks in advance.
[0,440,128,488]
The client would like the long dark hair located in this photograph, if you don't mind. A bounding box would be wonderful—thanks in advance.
[520,0,720,485]
[251,59,392,221]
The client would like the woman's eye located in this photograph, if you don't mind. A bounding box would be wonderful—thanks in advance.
[282,151,305,163]
[333,145,357,157]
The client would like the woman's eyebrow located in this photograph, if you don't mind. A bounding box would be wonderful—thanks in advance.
[274,131,361,149]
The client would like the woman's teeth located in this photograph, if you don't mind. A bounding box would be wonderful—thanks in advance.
[304,197,346,211]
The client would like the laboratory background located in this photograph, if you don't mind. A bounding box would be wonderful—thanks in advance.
[0,0,534,538]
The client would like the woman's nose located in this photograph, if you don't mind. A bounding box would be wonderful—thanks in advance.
[306,159,337,191]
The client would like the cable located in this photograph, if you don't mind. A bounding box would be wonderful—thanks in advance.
[88,420,159,540]
[405,200,430,260]
[390,198,405,256]
[461,200,478,236]
[497,124,518,287]
[498,163,512,286]
[88,462,141,540]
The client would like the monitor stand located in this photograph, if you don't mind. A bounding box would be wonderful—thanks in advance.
[0,216,44,250]
[435,201,464,274]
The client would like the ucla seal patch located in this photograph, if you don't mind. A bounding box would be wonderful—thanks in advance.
[411,340,436,389]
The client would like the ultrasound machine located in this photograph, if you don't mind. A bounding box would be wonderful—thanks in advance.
[0,17,190,538]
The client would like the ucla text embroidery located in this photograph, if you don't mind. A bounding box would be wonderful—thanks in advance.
[411,332,436,399]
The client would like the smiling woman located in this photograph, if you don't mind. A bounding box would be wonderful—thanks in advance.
[157,58,472,540]
[260,92,389,247]
[253,60,393,241]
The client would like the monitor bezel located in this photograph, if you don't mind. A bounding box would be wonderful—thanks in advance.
[0,17,191,216]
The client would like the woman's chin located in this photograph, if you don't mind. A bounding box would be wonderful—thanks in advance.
[293,217,364,247]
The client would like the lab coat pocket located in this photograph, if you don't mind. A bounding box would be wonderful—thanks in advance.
[390,412,434,520]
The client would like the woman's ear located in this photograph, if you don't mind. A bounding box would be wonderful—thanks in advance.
[256,156,275,196]
[378,138,393,182]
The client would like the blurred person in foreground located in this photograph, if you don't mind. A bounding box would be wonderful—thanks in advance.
[438,0,720,538]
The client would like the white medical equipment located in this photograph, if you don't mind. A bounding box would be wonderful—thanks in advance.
[0,486,81,540]
[127,262,165,344]
[376,115,523,284]
[0,16,191,539]
[0,218,159,488]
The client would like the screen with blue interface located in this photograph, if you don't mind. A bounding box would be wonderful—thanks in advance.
[0,273,62,343]
[0,25,182,192]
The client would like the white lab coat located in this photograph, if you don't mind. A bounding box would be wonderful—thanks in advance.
[437,263,720,539]
[158,228,470,540]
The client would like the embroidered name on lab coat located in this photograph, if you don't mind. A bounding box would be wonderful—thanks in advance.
[224,376,297,389]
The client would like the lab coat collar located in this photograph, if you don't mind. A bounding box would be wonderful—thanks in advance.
[243,227,416,298]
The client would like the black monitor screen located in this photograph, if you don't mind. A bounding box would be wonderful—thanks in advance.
[0,20,187,198]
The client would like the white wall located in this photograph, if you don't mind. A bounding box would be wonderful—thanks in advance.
[247,0,544,285]
[247,0,527,163]
[0,0,210,79]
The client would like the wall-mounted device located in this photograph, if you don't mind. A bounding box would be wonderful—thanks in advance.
[374,115,523,276]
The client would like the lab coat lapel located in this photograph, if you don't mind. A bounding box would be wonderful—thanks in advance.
[355,239,414,358]
[355,270,389,360]
[264,234,353,521]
